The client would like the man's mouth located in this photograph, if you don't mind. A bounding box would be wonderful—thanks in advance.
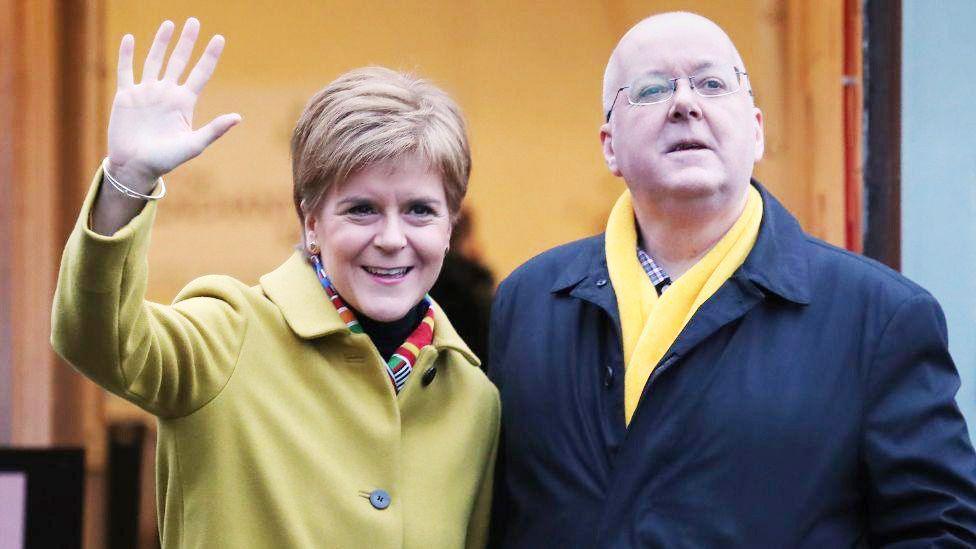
[667,140,709,153]
[363,266,412,279]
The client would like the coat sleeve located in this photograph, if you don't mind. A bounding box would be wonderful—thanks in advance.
[863,292,976,545]
[50,169,248,418]
[466,387,501,549]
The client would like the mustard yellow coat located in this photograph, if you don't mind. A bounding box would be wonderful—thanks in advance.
[51,172,500,549]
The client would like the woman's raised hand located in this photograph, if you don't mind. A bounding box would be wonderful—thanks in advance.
[106,18,240,190]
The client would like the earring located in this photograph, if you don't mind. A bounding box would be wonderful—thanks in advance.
[307,234,320,255]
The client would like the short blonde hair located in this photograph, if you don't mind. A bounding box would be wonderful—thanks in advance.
[291,67,471,227]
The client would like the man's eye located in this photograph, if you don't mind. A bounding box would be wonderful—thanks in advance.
[632,80,671,103]
[699,77,728,91]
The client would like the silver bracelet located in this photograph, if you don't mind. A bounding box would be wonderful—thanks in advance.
[101,157,166,201]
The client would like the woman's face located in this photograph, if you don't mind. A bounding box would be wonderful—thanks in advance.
[305,156,452,322]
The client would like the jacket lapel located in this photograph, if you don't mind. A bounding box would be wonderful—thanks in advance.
[260,252,349,339]
[260,252,479,366]
[630,181,814,416]
[430,300,481,367]
[551,235,621,328]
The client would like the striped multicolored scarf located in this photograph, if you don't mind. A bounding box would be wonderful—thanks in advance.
[310,254,435,394]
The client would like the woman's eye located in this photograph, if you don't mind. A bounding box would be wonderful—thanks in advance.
[346,204,376,216]
[408,203,436,216]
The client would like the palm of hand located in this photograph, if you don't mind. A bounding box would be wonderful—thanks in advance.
[109,82,199,176]
[107,18,239,182]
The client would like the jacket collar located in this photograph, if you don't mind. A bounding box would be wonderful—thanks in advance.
[551,235,608,294]
[739,180,811,305]
[550,180,811,305]
[261,252,480,366]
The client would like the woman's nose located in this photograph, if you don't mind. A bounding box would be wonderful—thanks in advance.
[373,215,407,251]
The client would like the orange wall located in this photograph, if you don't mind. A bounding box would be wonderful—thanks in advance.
[103,0,846,303]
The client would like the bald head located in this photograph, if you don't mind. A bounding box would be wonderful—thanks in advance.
[602,12,749,115]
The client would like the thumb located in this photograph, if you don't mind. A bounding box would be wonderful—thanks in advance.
[191,113,242,153]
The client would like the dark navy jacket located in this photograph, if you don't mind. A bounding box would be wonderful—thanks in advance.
[488,183,976,548]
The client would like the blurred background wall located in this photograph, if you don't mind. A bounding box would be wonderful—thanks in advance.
[103,0,847,303]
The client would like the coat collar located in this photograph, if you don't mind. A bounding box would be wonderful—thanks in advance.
[550,180,811,305]
[550,236,607,294]
[739,181,811,305]
[260,252,480,366]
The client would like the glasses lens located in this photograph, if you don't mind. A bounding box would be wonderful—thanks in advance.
[693,67,740,96]
[628,74,673,105]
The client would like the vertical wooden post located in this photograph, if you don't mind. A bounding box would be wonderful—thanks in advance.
[0,0,107,546]
[6,0,59,447]
[0,0,17,448]
[843,0,864,253]
[863,0,902,270]
[784,0,849,247]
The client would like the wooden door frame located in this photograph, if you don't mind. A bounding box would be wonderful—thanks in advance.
[0,1,106,546]
[863,0,902,270]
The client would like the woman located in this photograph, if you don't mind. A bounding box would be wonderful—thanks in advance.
[51,18,499,548]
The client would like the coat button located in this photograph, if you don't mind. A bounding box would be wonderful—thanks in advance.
[422,367,437,386]
[596,279,608,287]
[369,489,391,510]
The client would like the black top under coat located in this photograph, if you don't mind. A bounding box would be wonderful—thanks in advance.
[348,300,430,361]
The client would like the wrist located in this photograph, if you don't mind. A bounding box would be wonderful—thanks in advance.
[101,157,166,201]
[104,158,158,194]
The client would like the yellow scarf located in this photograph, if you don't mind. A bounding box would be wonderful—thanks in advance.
[606,186,763,425]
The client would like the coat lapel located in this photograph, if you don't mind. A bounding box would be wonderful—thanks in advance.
[260,252,349,340]
[260,251,479,366]
[629,181,814,421]
[551,235,621,327]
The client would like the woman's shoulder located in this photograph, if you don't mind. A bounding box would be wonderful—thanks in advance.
[173,273,267,307]
[168,271,283,329]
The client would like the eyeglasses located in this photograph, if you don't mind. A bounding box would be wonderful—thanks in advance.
[605,66,749,122]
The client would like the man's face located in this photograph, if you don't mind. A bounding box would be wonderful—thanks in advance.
[601,17,764,205]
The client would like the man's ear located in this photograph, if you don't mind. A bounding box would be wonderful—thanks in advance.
[752,107,765,162]
[601,123,622,176]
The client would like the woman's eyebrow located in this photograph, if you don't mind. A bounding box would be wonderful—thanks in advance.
[333,195,372,207]
[403,194,443,203]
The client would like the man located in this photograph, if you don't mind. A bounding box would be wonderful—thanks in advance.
[488,12,976,548]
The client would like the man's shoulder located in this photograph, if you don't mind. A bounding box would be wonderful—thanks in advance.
[801,232,932,306]
[497,234,604,296]
[757,182,932,308]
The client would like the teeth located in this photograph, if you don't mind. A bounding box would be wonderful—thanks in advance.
[365,267,408,276]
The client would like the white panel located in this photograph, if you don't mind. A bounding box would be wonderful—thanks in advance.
[902,0,976,437]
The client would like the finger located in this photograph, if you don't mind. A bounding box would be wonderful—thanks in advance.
[163,18,200,83]
[117,34,135,89]
[184,35,225,95]
[141,20,175,83]
[190,113,242,154]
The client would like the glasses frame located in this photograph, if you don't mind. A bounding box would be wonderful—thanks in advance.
[605,66,750,122]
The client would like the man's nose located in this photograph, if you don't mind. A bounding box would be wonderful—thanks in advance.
[668,78,702,122]
[373,214,407,251]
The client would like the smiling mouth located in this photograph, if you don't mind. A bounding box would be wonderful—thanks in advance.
[363,266,412,279]
[668,140,709,153]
